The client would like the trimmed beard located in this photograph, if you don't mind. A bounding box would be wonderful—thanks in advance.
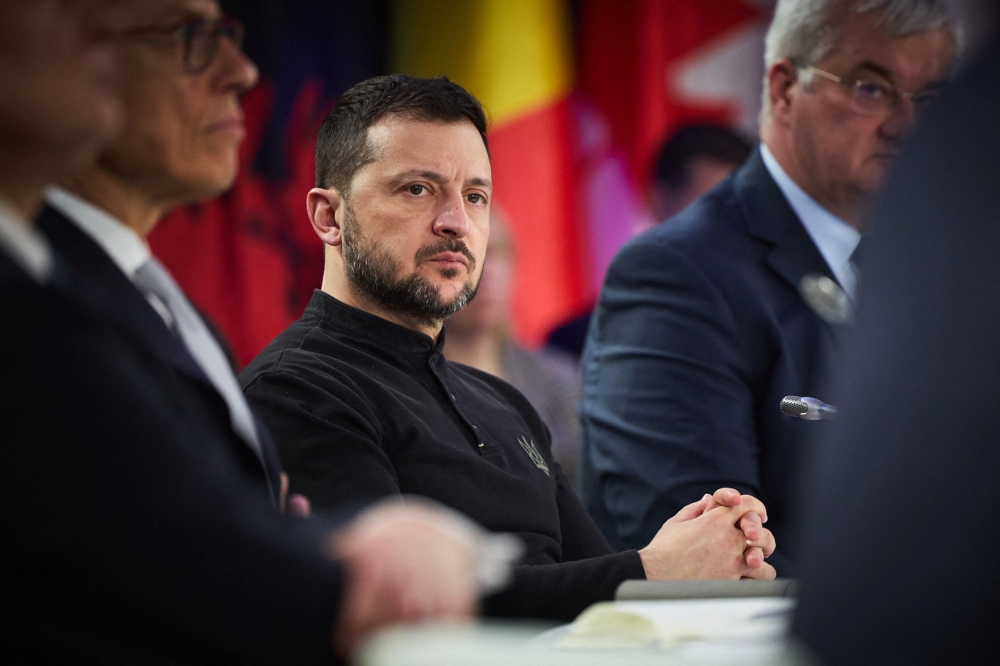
[341,206,479,326]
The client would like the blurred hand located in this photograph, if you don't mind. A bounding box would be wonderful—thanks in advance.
[327,500,479,657]
[278,472,311,518]
[639,488,776,580]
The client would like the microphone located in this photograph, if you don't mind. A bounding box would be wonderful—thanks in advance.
[780,396,838,420]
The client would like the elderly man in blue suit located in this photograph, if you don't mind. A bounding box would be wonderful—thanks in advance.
[579,0,960,572]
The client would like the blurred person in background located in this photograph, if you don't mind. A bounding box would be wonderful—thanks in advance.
[547,122,751,360]
[647,124,753,223]
[3,1,483,662]
[444,209,583,487]
[242,74,778,625]
[579,0,958,573]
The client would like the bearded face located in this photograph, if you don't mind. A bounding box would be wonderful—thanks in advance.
[341,205,480,326]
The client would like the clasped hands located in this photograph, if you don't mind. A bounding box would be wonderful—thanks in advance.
[304,486,774,657]
[638,488,777,580]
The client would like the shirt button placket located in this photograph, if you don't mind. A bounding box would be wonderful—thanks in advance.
[431,358,483,454]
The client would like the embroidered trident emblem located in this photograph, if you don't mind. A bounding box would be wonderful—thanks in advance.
[518,436,550,476]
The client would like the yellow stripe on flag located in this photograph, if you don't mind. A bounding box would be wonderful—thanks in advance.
[390,0,573,125]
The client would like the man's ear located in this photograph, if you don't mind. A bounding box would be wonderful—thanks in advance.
[307,187,345,247]
[767,57,799,125]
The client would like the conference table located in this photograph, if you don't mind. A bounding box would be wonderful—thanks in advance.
[357,580,813,666]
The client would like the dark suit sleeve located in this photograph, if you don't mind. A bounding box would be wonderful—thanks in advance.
[580,236,760,551]
[2,295,343,664]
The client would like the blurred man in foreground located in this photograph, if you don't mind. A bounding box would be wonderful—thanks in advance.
[242,74,777,625]
[2,1,482,662]
[580,0,958,572]
[793,34,1000,665]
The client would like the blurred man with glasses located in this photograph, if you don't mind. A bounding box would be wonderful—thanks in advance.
[6,1,485,661]
[580,0,959,574]
[40,2,266,492]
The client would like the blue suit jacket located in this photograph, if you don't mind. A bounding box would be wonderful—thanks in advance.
[38,205,283,504]
[579,149,843,573]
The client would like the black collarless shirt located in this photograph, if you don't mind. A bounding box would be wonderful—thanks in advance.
[241,291,644,621]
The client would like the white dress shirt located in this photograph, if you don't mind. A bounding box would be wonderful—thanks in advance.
[0,197,52,283]
[45,187,175,327]
[44,187,267,468]
[759,144,862,299]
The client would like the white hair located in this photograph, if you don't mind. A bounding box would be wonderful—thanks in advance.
[760,0,963,121]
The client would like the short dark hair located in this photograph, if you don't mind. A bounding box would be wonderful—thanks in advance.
[652,124,752,189]
[315,74,490,193]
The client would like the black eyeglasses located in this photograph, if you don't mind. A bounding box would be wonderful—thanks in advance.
[124,15,245,75]
[796,64,944,116]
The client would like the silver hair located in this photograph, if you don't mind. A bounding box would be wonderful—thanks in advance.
[760,0,963,122]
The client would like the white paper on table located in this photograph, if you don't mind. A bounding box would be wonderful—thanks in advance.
[559,596,795,649]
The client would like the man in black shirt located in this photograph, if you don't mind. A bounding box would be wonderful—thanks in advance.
[242,75,777,622]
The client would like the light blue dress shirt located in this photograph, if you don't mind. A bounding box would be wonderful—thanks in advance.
[759,144,862,299]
